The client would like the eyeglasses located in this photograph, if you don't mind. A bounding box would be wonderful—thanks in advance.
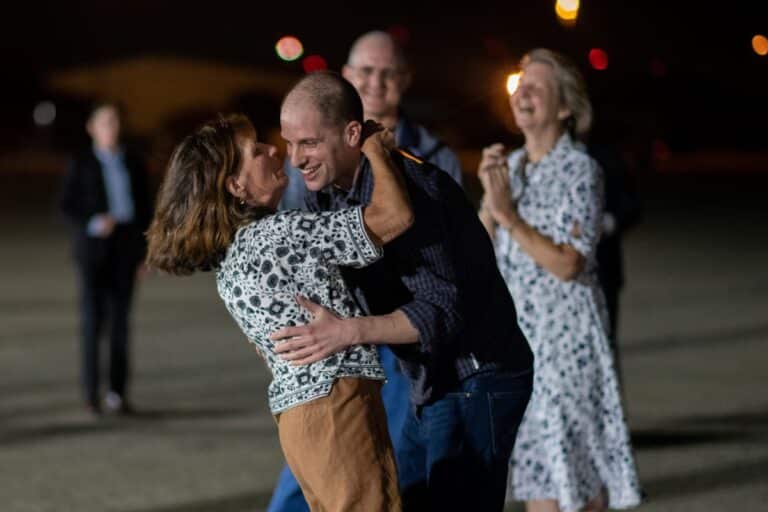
[347,65,405,83]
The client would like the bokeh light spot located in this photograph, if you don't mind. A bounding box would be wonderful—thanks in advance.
[276,36,304,62]
[589,48,609,70]
[752,34,768,56]
[506,72,522,96]
[33,101,56,126]
[302,55,328,73]
[555,0,579,25]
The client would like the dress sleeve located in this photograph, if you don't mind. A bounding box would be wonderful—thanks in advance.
[554,157,604,258]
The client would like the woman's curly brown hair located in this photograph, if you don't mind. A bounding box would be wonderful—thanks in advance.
[145,113,269,275]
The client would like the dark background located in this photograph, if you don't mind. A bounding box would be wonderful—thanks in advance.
[2,2,766,170]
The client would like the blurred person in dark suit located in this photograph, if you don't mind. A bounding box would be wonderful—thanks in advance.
[59,102,151,415]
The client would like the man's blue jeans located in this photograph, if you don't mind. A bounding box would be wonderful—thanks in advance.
[266,346,410,512]
[397,369,533,511]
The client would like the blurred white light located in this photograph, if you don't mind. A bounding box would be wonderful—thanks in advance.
[33,101,56,126]
[506,72,522,95]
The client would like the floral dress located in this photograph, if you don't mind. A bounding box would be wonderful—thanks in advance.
[495,134,642,511]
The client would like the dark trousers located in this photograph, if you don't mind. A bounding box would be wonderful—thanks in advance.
[398,368,533,512]
[77,228,139,405]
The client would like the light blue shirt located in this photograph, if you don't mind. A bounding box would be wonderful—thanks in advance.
[87,146,134,235]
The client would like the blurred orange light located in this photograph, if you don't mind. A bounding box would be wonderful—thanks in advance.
[589,48,609,71]
[753,34,768,56]
[506,72,522,95]
[275,36,304,62]
[555,0,579,24]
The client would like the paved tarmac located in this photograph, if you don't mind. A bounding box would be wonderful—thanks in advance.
[1,172,767,511]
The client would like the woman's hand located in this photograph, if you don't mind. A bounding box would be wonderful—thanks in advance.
[478,152,519,230]
[478,143,506,176]
[361,120,395,157]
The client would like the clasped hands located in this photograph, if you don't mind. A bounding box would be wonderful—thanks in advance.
[478,143,520,230]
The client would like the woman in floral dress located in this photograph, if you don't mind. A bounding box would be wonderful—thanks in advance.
[478,48,642,512]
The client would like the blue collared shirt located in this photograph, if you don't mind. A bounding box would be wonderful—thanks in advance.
[87,146,134,235]
[306,152,533,406]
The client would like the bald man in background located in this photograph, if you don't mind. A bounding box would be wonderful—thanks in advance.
[270,31,465,512]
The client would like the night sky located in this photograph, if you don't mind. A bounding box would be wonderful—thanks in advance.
[2,1,767,157]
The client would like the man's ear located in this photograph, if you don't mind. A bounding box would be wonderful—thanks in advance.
[557,104,572,122]
[344,120,363,148]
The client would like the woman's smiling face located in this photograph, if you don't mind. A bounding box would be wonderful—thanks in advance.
[510,61,570,134]
[232,137,288,210]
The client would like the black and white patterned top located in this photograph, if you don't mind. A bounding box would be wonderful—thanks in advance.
[495,134,642,510]
[216,207,385,414]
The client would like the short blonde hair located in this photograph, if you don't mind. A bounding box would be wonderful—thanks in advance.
[521,48,593,138]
